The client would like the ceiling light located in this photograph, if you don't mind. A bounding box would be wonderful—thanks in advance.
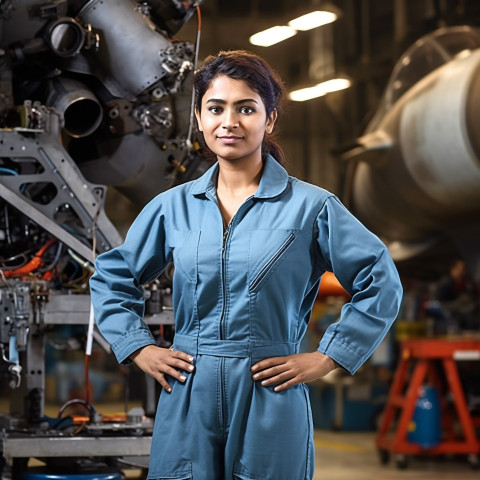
[289,78,351,102]
[288,10,337,31]
[249,26,297,47]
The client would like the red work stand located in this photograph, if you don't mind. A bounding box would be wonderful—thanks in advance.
[376,338,480,469]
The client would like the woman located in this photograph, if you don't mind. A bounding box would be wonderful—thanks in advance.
[90,50,403,480]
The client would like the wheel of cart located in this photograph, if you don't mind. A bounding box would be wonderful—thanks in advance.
[467,453,480,470]
[378,449,410,470]
[394,454,409,470]
[378,448,390,465]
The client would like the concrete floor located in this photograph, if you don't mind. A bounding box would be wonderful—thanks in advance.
[312,430,479,480]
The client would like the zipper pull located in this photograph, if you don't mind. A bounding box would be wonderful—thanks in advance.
[222,225,230,252]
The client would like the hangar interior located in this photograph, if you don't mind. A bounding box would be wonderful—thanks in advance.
[1,0,480,479]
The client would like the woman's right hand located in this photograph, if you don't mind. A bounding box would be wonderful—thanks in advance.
[130,344,195,393]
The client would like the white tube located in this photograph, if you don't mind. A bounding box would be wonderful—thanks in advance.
[86,302,95,356]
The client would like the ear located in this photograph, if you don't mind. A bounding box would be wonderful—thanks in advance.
[265,108,277,134]
[195,108,203,132]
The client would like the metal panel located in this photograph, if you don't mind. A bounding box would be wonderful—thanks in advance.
[1,434,152,460]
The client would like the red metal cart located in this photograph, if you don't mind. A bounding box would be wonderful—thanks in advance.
[376,338,480,469]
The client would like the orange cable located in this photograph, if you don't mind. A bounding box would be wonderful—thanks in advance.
[196,5,202,32]
[3,238,56,278]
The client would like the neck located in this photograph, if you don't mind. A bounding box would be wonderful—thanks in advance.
[217,156,263,194]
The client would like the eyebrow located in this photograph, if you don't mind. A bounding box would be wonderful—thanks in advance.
[205,98,259,105]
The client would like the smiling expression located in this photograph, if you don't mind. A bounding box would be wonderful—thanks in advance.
[195,75,277,164]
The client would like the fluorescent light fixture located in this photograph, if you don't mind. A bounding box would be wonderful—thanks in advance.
[289,78,351,102]
[288,10,337,31]
[249,26,297,47]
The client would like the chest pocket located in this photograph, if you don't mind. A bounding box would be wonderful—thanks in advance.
[171,229,200,283]
[248,230,296,293]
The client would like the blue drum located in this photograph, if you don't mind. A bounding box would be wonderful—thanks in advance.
[407,385,441,448]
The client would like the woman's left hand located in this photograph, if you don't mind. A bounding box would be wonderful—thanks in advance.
[251,351,337,392]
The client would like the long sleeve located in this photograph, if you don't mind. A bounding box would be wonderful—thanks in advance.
[89,198,172,363]
[315,196,403,374]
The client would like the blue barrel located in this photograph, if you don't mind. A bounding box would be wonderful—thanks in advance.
[407,385,441,448]
[22,474,123,480]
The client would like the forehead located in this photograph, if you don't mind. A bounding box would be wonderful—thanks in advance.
[202,75,263,104]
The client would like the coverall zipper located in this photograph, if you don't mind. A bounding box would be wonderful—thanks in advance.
[220,223,231,340]
[249,233,295,292]
[218,196,254,340]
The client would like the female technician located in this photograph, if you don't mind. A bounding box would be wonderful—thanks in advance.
[90,50,402,480]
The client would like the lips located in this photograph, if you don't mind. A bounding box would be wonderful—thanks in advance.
[217,135,243,144]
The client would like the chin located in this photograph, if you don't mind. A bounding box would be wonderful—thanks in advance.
[215,149,262,164]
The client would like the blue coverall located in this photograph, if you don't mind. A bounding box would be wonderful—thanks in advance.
[90,155,403,480]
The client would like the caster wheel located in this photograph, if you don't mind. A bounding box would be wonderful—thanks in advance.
[378,449,390,465]
[395,454,408,470]
[467,454,479,470]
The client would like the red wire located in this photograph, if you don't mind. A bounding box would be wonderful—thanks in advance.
[196,5,202,32]
[84,354,92,404]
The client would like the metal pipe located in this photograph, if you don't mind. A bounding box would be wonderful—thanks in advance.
[46,77,102,138]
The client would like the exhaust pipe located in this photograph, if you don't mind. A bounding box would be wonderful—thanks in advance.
[47,77,103,138]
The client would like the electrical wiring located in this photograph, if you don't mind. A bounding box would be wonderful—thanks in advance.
[0,251,31,270]
[66,258,81,281]
[2,203,12,244]
[68,248,95,273]
[38,240,63,272]
[84,352,92,404]
[49,415,75,430]
[56,398,100,435]
[82,201,99,406]
[0,269,14,290]
[0,166,28,193]
[2,237,56,278]
[57,398,98,420]
[0,167,19,176]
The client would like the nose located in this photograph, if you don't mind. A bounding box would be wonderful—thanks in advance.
[222,109,239,129]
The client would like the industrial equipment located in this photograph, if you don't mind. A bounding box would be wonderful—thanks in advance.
[0,0,207,477]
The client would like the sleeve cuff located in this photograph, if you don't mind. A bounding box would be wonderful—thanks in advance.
[111,328,156,364]
[318,331,364,375]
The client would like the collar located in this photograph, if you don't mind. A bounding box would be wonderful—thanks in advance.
[189,154,289,199]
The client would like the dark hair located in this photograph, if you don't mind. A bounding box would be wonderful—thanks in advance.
[193,49,286,165]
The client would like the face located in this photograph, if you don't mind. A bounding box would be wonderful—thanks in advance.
[195,75,277,164]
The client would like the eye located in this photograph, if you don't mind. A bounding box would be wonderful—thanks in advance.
[208,106,223,114]
[239,106,255,115]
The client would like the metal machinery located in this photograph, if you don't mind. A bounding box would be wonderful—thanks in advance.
[0,0,207,477]
[342,26,480,282]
